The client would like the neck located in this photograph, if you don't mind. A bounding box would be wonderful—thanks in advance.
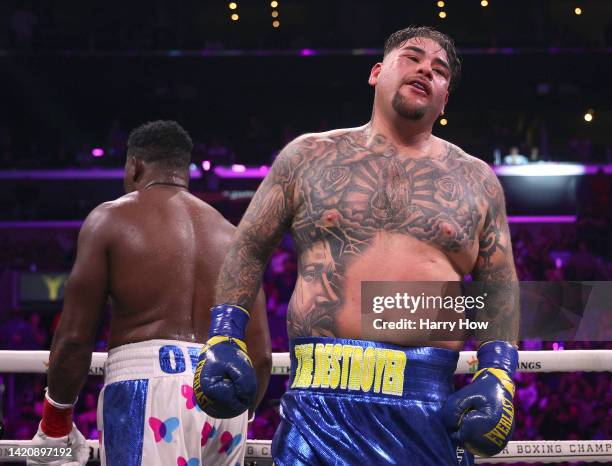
[367,106,436,154]
[142,173,189,191]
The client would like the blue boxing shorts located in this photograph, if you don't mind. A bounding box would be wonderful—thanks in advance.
[272,337,473,466]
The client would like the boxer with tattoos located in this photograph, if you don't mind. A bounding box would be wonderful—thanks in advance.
[195,26,519,465]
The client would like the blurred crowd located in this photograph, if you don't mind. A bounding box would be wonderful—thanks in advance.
[0,117,308,170]
[2,116,612,172]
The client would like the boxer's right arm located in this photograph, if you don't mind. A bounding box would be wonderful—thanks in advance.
[48,205,111,404]
[194,138,303,417]
[215,137,303,309]
[30,205,111,465]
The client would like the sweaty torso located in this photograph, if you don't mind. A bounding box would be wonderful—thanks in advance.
[104,188,232,349]
[287,128,493,350]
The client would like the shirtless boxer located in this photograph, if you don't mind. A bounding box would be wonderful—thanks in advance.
[194,27,519,465]
[30,121,271,466]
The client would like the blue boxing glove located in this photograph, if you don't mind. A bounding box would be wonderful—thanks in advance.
[193,304,257,419]
[442,341,519,457]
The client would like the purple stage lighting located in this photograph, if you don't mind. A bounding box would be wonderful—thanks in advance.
[202,160,211,171]
[91,148,104,157]
[507,215,576,223]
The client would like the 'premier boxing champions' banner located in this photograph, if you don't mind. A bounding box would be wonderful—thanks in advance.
[361,281,612,342]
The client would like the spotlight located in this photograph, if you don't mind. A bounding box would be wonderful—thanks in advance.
[202,160,211,171]
[231,13,239,21]
[273,20,280,28]
[229,2,237,9]
[91,148,104,157]
[437,1,445,7]
[575,7,582,15]
[272,11,279,18]
[271,1,278,7]
[440,118,448,126]
[481,0,489,6]
[439,11,447,19]
[584,112,593,122]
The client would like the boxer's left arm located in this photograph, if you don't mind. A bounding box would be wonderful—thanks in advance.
[442,167,520,457]
[471,167,519,345]
[48,204,111,404]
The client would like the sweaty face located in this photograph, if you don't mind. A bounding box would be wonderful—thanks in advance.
[376,37,451,121]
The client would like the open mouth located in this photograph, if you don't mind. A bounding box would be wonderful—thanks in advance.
[406,81,429,95]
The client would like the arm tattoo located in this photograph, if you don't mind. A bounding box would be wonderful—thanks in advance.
[472,171,520,343]
[215,142,302,308]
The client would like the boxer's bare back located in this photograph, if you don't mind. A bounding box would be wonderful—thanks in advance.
[49,185,269,402]
[104,186,262,348]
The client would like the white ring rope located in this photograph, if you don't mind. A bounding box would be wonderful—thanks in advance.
[0,439,610,463]
[0,349,609,375]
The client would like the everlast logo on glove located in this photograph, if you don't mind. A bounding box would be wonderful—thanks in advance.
[483,396,515,447]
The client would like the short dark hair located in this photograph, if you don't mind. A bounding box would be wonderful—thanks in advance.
[384,26,461,91]
[127,120,193,169]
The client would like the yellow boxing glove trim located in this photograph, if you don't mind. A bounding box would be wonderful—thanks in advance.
[473,367,516,398]
[230,305,251,318]
[205,335,248,353]
[198,336,253,368]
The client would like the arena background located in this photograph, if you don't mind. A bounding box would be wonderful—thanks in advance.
[0,1,610,465]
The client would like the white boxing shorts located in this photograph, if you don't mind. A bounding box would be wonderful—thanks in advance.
[97,339,247,466]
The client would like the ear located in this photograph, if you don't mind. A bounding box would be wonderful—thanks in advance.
[126,156,145,183]
[132,157,145,182]
[124,156,135,179]
[368,62,383,87]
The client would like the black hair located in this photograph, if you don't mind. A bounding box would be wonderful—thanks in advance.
[384,26,461,91]
[127,120,193,170]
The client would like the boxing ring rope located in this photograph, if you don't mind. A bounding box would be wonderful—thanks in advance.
[0,349,610,375]
[0,350,610,464]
